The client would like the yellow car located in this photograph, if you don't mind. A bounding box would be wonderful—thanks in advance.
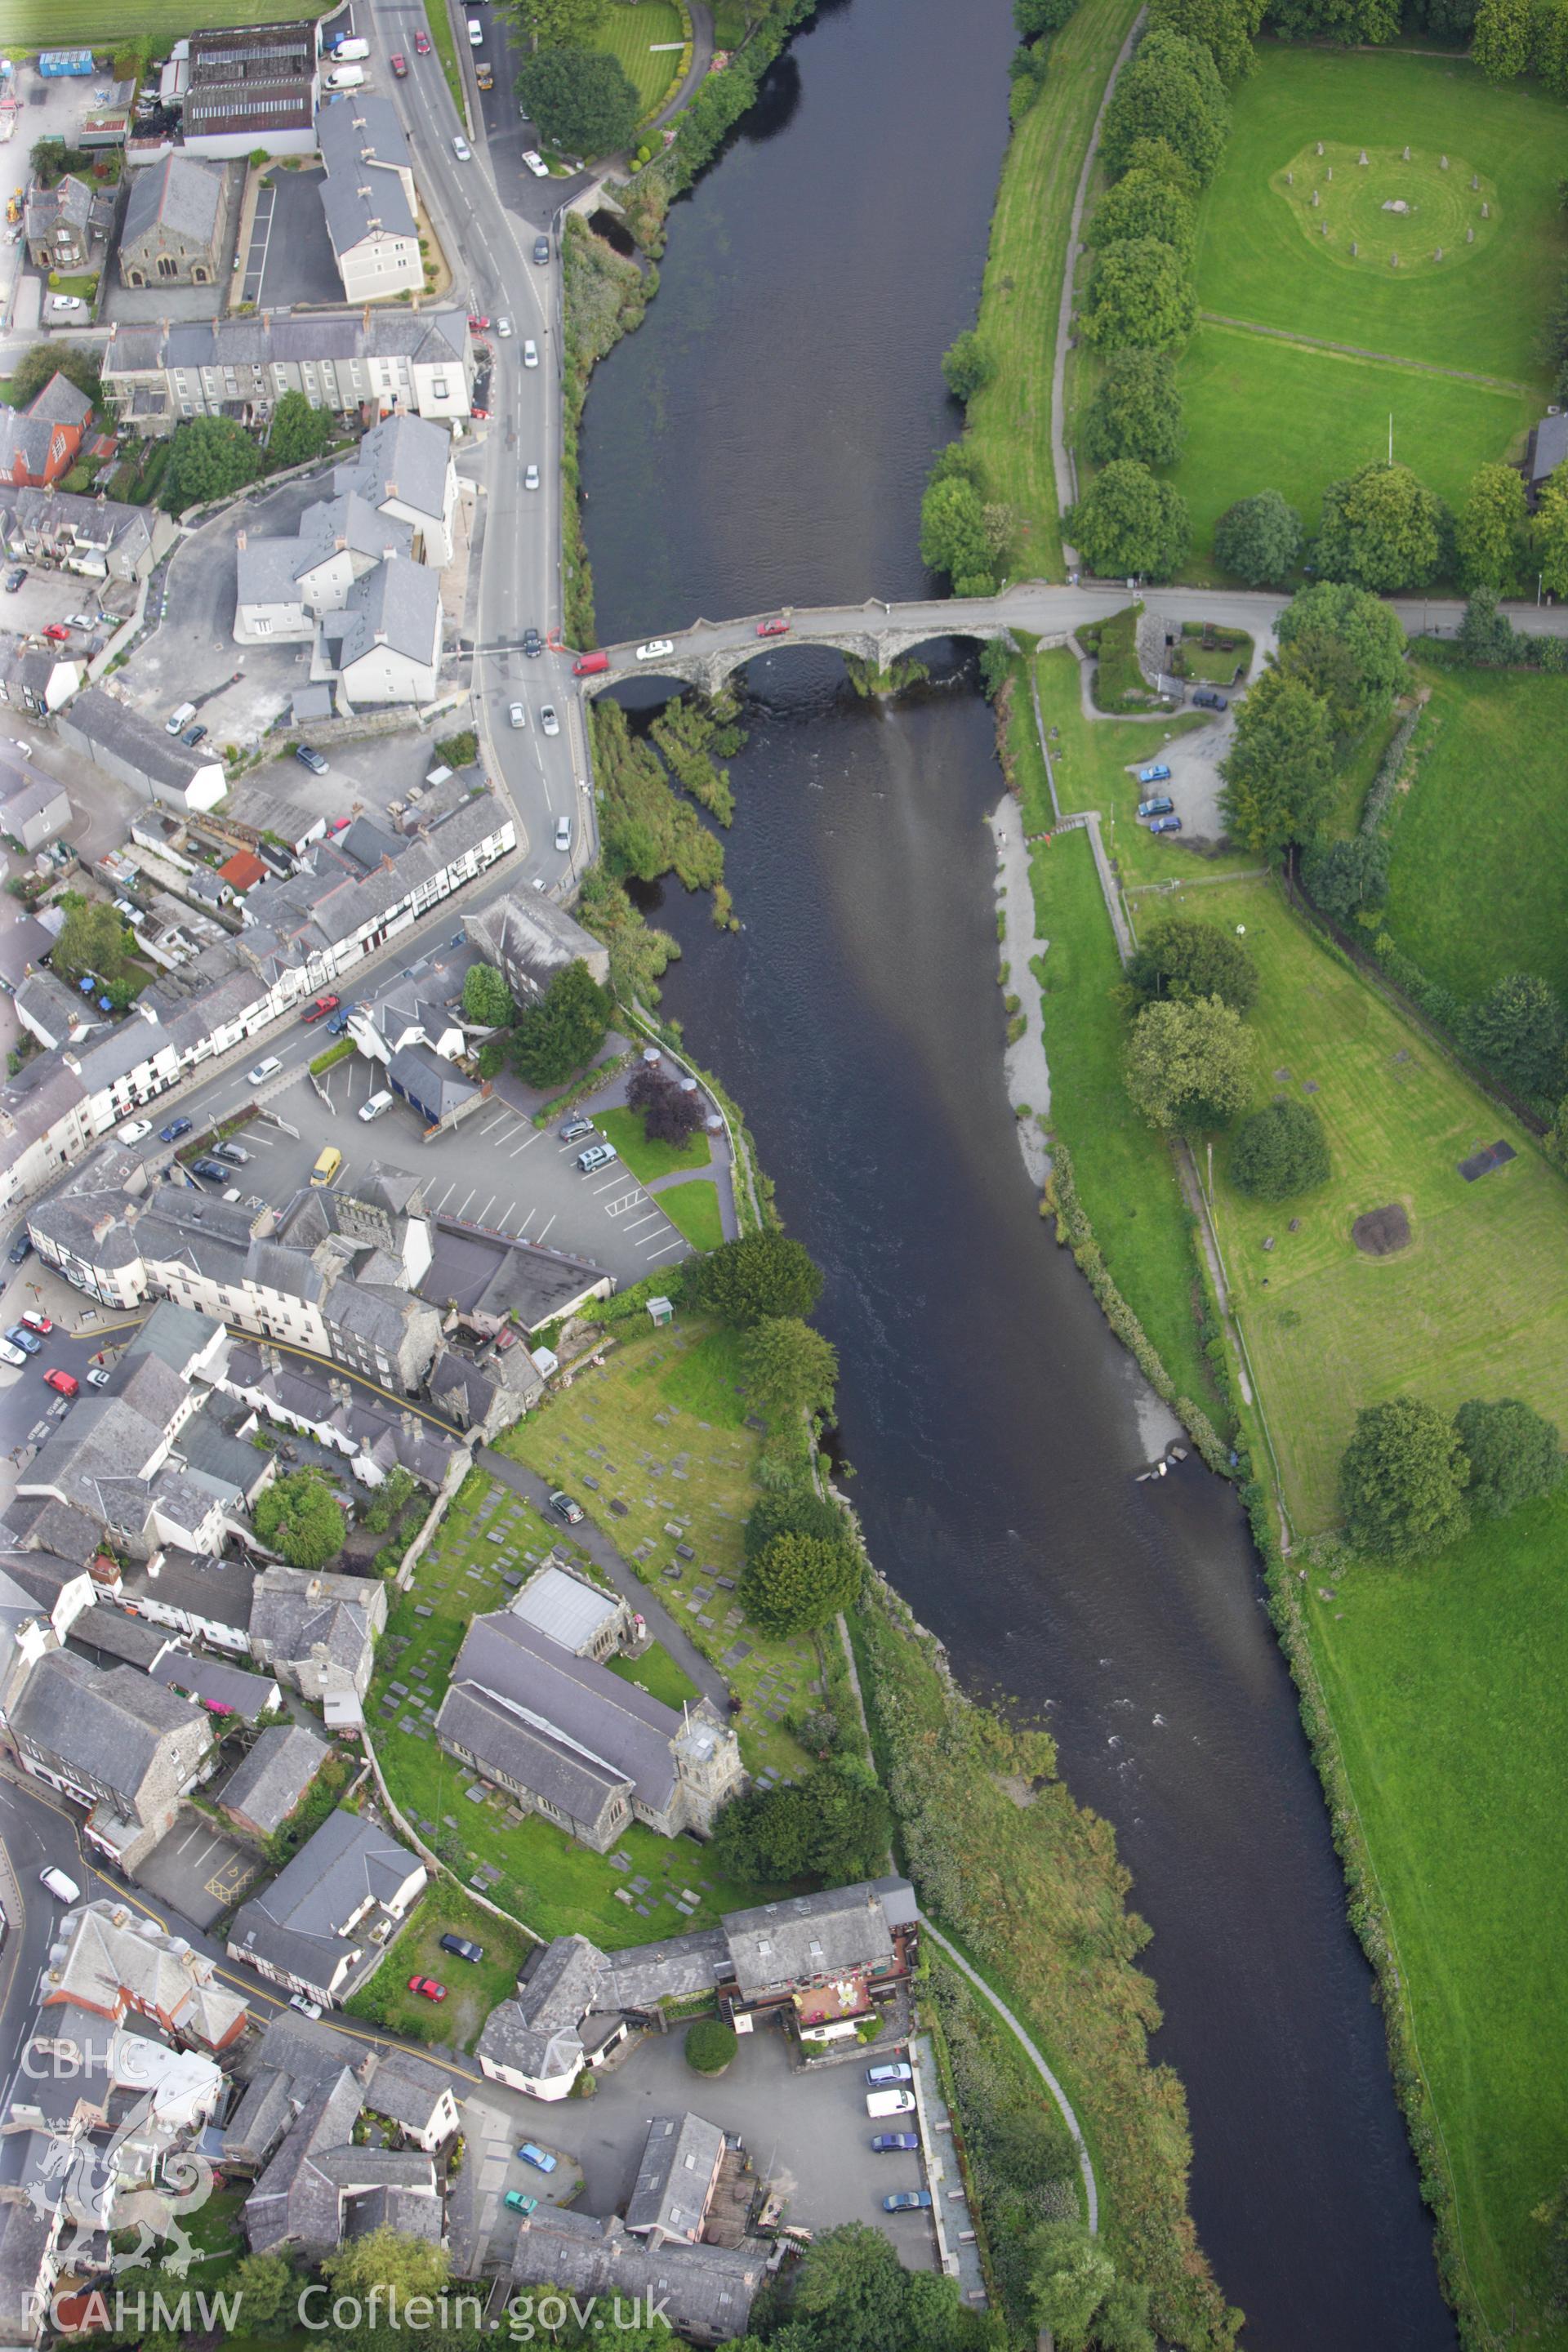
[310,1144,343,1188]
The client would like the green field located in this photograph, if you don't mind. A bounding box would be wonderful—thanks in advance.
[1169,324,1534,573]
[597,0,685,117]
[658,1177,724,1250]
[1383,664,1568,1006]
[963,0,1145,581]
[3,0,323,38]
[349,1894,531,2051]
[1309,1493,1568,2344]
[1197,878,1568,1527]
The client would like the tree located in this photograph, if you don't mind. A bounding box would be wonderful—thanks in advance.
[1457,461,1528,594]
[1218,666,1334,853]
[53,896,135,996]
[1301,831,1390,923]
[1116,133,1201,200]
[691,1228,823,1324]
[1457,583,1519,666]
[740,1528,861,1635]
[514,45,639,155]
[1147,0,1263,79]
[509,958,612,1087]
[1066,459,1189,580]
[790,2224,920,2352]
[461,962,512,1027]
[1015,0,1080,27]
[1123,994,1256,1129]
[920,470,995,595]
[1027,2221,1119,2351]
[1100,30,1230,185]
[1086,167,1197,257]
[1265,0,1397,36]
[507,0,610,47]
[1080,237,1197,351]
[1472,0,1531,72]
[232,2251,295,2332]
[743,1486,852,1562]
[712,1760,889,1887]
[1274,578,1407,735]
[7,339,102,414]
[165,416,263,510]
[1080,349,1184,470]
[1213,488,1302,586]
[739,1315,839,1419]
[1227,1096,1330,1198]
[940,330,996,403]
[1533,466,1568,599]
[1127,912,1258,1011]
[626,1057,706,1145]
[318,2230,450,2352]
[1338,1396,1470,1559]
[684,2016,737,2073]
[267,388,336,470]
[1454,1396,1563,1517]
[1462,969,1566,1097]
[1313,462,1446,595]
[252,1470,345,1571]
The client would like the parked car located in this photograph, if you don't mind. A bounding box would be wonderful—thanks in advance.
[245,1058,282,1088]
[882,2190,933,2213]
[310,1145,343,1188]
[559,1116,595,1143]
[636,639,675,662]
[523,626,543,657]
[118,1119,153,1144]
[547,1490,585,1524]
[64,614,96,631]
[42,623,70,642]
[166,702,197,735]
[289,1993,323,2019]
[575,1143,617,1174]
[533,234,550,264]
[866,2089,916,2118]
[390,51,408,74]
[180,724,208,747]
[476,62,493,87]
[212,1142,251,1168]
[870,2132,920,2153]
[0,1338,25,1370]
[439,1933,484,1963]
[468,314,491,333]
[7,1236,31,1266]
[158,1117,192,1143]
[497,317,513,338]
[541,705,559,737]
[1192,687,1228,711]
[43,1370,78,1398]
[6,1327,41,1356]
[1149,813,1183,835]
[523,338,538,368]
[40,1869,81,1904]
[408,1976,448,2002]
[509,702,527,729]
[414,27,432,51]
[359,1089,394,1123]
[522,149,550,178]
[1135,795,1174,820]
[524,463,540,491]
[866,2062,914,2087]
[1135,763,1171,786]
[301,993,340,1023]
[86,1367,111,1388]
[20,1312,51,1335]
[504,2191,538,2215]
[295,746,329,776]
[516,2143,557,2174]
[51,296,83,313]
[3,568,24,591]
[192,1159,230,1183]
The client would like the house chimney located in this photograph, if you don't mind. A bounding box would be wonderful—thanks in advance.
[372,630,387,646]
[235,528,247,551]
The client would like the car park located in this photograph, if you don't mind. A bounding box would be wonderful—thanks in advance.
[1192,687,1228,711]
[289,1993,323,2019]
[533,235,550,263]
[548,1490,584,1524]
[192,1159,230,1183]
[523,339,539,368]
[439,1933,484,1963]
[295,746,329,775]
[20,1312,51,1336]
[509,702,526,729]
[559,1116,595,1143]
[541,705,559,737]
[159,1117,193,1143]
[452,135,472,161]
[575,1142,617,1174]
[40,1869,80,1904]
[390,51,408,74]
[504,2191,538,2216]
[43,1370,78,1399]
[408,1976,448,2002]
[414,27,431,51]
[522,149,550,178]
[6,1326,39,1357]
[0,1339,25,1370]
[636,639,675,661]
[246,1058,282,1087]
[118,1119,153,1144]
[866,2061,914,2086]
[882,2190,933,2212]
[1149,813,1183,835]
[1135,763,1171,786]
[870,2132,920,2153]
[1135,795,1174,820]
[524,462,540,490]
[87,1367,111,1388]
[554,813,571,852]
[517,2143,557,2174]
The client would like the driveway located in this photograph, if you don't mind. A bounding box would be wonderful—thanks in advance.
[1123,706,1236,844]
[243,167,345,310]
[135,1809,262,1929]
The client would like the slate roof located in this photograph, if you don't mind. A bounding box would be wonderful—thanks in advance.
[336,411,451,527]
[152,1650,278,1719]
[251,1567,377,1683]
[626,2111,724,2243]
[119,1545,257,1635]
[42,1896,248,2047]
[105,306,468,384]
[509,2210,761,2345]
[441,1612,688,1814]
[465,889,609,1000]
[367,2051,453,2137]
[327,551,441,672]
[68,1606,175,1672]
[26,373,92,430]
[63,688,223,798]
[317,94,419,256]
[724,1883,897,1999]
[436,1680,626,1831]
[1532,410,1568,483]
[122,153,225,251]
[9,1649,211,1814]
[387,1042,477,1124]
[219,1721,328,1836]
[509,1563,623,1658]
[0,2197,57,2342]
[228,1809,422,1986]
[0,482,158,567]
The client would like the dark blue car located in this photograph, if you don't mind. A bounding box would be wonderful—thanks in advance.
[871,2132,919,2154]
[158,1117,192,1143]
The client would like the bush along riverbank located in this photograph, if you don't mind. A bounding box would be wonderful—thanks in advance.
[561,216,657,648]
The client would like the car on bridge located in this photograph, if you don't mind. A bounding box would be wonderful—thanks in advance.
[555,814,570,851]
[757,617,790,637]
[1136,763,1171,786]
[573,650,609,676]
[1136,794,1173,820]
[636,639,675,661]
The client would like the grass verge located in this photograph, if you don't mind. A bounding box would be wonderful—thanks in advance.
[593,1103,711,1182]
[346,1893,530,2050]
[657,1177,724,1250]
[423,0,465,118]
[605,1639,700,1708]
[2,0,320,35]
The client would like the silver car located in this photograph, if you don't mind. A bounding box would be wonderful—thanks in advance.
[509,702,526,729]
[541,705,559,736]
[524,463,540,490]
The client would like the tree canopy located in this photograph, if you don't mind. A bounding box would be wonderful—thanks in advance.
[1101,29,1231,185]
[743,1486,851,1563]
[1127,912,1258,1012]
[461,962,513,1028]
[712,1761,892,1891]
[1313,461,1446,595]
[626,1057,706,1145]
[940,330,997,403]
[1456,584,1520,667]
[1457,461,1528,594]
[739,1526,862,1635]
[514,44,639,155]
[507,0,610,41]
[684,2016,737,2074]
[1461,970,1566,1098]
[1212,488,1302,586]
[1338,1396,1471,1559]
[165,416,263,510]
[739,1315,839,1421]
[52,896,138,1005]
[267,389,336,470]
[1301,831,1390,924]
[9,339,102,414]
[509,959,612,1087]
[1227,1095,1330,1199]
[1080,349,1184,470]
[1123,994,1256,1129]
[1533,467,1568,600]
[920,471,996,597]
[1273,577,1407,734]
[1472,0,1531,73]
[1066,458,1189,580]
[1080,236,1198,351]
[1027,2221,1120,2352]
[1453,1397,1563,1518]
[690,1228,823,1325]
[1086,167,1198,257]
[318,2230,450,2352]
[1218,665,1334,854]
[252,1471,345,1571]
[1147,0,1264,80]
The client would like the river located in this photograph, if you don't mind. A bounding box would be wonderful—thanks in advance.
[578,2,1457,2344]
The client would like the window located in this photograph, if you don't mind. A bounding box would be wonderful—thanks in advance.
[431,379,448,401]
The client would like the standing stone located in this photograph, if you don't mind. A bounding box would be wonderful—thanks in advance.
[1316,140,1324,154]
[1391,251,1398,267]
[1351,240,1358,256]
[1471,172,1479,189]
[1440,154,1449,169]
[1481,200,1489,216]
[1312,187,1320,207]
[1359,149,1369,166]
[1286,170,1294,184]
[1434,247,1443,261]
[1466,225,1474,243]
[1402,145,1410,161]
[1326,165,1333,180]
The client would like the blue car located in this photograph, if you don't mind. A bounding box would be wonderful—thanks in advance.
[1149,813,1183,835]
[871,2132,920,2153]
[159,1117,192,1143]
[516,2142,558,2174]
[1136,795,1174,820]
[1136,763,1171,786]
[882,2190,933,2213]
[5,1325,41,1356]
[866,2061,913,2087]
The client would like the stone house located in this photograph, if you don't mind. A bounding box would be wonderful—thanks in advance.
[118,153,231,289]
[7,1646,216,1869]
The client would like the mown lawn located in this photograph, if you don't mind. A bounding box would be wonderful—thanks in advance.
[596,0,684,117]
[1382,663,1568,1006]
[422,0,465,118]
[963,0,1145,581]
[1308,1491,1568,2346]
[658,1177,724,1250]
[1197,877,1568,1526]
[594,1104,710,1182]
[347,1893,531,2051]
[606,1638,700,1708]
[5,0,323,36]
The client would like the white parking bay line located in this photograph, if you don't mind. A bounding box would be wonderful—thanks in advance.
[645,1236,685,1261]
[509,1132,542,1157]
[591,1172,626,1194]
[517,1208,537,1233]
[623,1210,662,1235]
[479,1111,512,1135]
[455,1189,477,1217]
[475,1195,497,1224]
[430,1183,456,1209]
[536,1214,556,1242]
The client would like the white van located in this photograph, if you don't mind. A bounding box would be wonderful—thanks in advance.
[866,2088,916,2118]
[359,1089,394,1123]
[166,701,197,735]
[330,34,371,59]
[40,1868,81,1904]
[323,63,365,89]
[468,17,483,41]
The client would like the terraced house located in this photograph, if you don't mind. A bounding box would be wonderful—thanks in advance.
[100,307,474,432]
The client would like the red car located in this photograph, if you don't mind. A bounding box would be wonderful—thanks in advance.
[327,816,353,834]
[408,1976,448,2002]
[468,314,490,333]
[470,405,489,421]
[301,994,340,1024]
[42,623,70,642]
[43,1369,78,1398]
[756,618,791,639]
[390,51,408,75]
[20,1312,51,1335]
[414,27,431,51]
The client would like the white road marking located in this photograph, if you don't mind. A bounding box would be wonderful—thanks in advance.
[455,1189,477,1217]
[536,1214,555,1242]
[430,1183,457,1209]
[479,1111,511,1134]
[517,1209,537,1233]
[475,1195,497,1225]
[591,1172,624,1194]
[622,1211,662,1235]
[509,1131,542,1157]
[645,1236,686,1262]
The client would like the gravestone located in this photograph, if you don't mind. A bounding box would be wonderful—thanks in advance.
[1391,251,1398,266]
[1285,170,1293,184]
[1312,188,1319,207]
[1359,149,1369,165]
[1402,144,1410,160]
[1440,154,1448,169]
[1466,225,1474,243]
[1326,165,1332,180]
[1316,140,1323,154]
[1481,200,1489,216]
[1351,240,1358,256]
[1472,172,1479,189]
[1434,247,1442,261]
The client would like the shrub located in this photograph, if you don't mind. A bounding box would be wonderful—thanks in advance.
[690,1229,822,1325]
[684,2018,737,2074]
[1454,1396,1564,1518]
[1338,1396,1471,1559]
[1227,1097,1330,1200]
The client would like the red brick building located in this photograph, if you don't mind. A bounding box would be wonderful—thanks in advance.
[0,373,92,491]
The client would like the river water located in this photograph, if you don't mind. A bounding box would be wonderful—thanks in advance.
[579,2,1456,2343]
